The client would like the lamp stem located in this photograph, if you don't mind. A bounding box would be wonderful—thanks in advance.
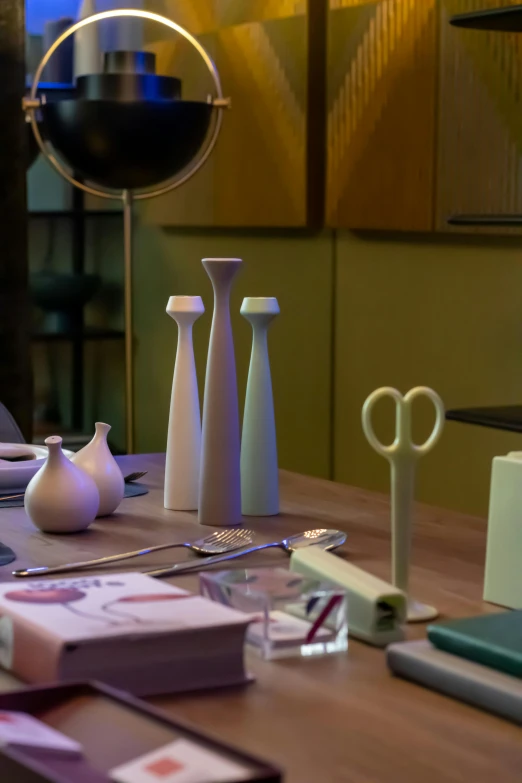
[123,189,135,454]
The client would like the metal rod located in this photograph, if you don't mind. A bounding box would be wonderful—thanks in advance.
[123,190,134,454]
[71,183,85,433]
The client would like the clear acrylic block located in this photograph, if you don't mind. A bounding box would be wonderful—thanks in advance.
[200,567,348,660]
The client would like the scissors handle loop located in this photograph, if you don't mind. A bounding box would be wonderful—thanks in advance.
[362,386,445,460]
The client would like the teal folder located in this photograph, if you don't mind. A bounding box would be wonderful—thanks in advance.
[427,611,522,678]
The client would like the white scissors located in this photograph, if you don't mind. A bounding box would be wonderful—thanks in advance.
[362,386,445,622]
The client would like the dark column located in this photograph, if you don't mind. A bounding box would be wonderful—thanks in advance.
[0,0,33,439]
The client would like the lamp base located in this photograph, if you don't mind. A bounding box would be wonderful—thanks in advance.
[407,599,439,623]
[123,189,134,455]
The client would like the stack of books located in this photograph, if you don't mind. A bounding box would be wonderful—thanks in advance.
[387,611,522,724]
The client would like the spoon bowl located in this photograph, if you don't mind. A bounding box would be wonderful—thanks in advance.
[282,529,347,553]
[148,528,347,578]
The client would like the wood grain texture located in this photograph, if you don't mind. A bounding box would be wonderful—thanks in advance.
[142,0,323,228]
[138,0,522,233]
[0,454,519,782]
[0,0,33,438]
[326,0,438,231]
[437,0,522,233]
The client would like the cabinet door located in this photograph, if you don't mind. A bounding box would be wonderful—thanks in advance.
[326,0,438,231]
[142,0,325,228]
[436,0,522,232]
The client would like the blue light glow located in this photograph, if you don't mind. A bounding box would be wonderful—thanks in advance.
[26,0,81,34]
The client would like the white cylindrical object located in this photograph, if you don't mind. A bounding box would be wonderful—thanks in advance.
[240,297,280,516]
[164,296,204,511]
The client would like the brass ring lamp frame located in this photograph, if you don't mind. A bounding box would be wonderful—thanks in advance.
[24,9,230,453]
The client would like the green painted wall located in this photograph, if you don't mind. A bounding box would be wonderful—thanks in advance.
[128,222,522,518]
[334,230,522,517]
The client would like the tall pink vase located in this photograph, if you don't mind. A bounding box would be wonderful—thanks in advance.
[199,258,242,526]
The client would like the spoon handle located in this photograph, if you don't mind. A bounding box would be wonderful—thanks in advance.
[147,541,282,578]
[13,541,190,578]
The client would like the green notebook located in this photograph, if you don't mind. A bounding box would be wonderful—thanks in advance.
[427,611,522,679]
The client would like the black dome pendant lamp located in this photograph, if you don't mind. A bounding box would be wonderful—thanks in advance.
[23,9,230,453]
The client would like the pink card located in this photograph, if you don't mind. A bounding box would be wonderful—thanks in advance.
[0,711,83,757]
[109,739,250,783]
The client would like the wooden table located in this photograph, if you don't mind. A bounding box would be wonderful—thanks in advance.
[0,454,520,783]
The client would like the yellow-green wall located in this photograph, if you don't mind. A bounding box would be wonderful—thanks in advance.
[334,231,522,517]
[129,220,522,518]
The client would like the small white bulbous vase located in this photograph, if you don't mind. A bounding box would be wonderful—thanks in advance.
[25,436,100,534]
[72,422,125,517]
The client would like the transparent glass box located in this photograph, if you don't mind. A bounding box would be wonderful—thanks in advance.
[200,567,348,660]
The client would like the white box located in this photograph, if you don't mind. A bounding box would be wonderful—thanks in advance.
[484,451,522,608]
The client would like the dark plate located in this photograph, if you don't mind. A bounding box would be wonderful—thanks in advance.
[446,405,522,433]
[448,214,522,227]
[451,6,522,32]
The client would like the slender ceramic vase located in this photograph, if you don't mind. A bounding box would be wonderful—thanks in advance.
[199,258,242,526]
[72,422,124,516]
[240,297,280,516]
[25,436,99,533]
[164,296,204,511]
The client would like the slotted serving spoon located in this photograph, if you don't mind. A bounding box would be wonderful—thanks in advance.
[147,528,347,579]
[13,528,255,578]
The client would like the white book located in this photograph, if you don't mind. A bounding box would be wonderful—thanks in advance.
[0,573,251,697]
[0,711,83,758]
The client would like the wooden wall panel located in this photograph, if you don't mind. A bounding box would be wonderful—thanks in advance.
[142,0,522,233]
[436,0,522,231]
[327,0,522,233]
[142,0,323,228]
[326,0,438,231]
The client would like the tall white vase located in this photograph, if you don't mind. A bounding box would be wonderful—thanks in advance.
[240,297,280,516]
[72,422,124,517]
[199,258,242,526]
[164,296,204,511]
[25,436,99,534]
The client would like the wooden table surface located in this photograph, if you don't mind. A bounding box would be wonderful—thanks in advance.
[0,453,520,783]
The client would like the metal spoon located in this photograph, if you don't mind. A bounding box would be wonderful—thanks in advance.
[122,471,148,483]
[147,528,347,579]
[12,528,255,578]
